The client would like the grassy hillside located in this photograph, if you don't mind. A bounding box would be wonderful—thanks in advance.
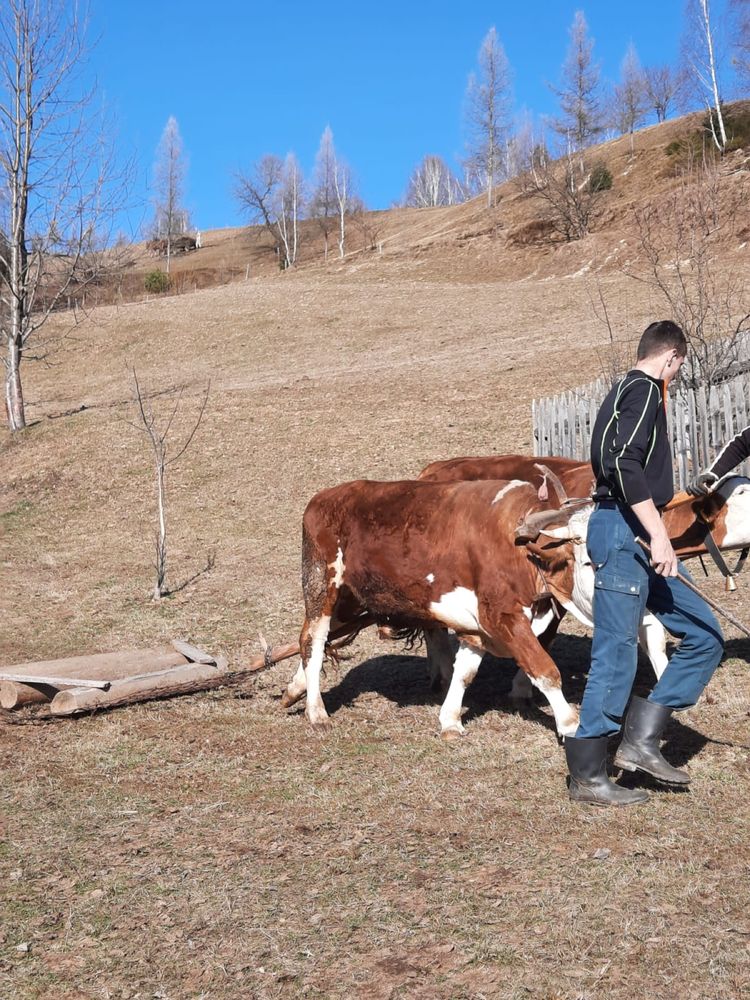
[1,105,749,1000]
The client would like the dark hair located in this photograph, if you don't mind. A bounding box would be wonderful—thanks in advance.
[636,320,687,360]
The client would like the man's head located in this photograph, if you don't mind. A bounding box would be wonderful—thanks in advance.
[636,320,687,361]
[636,320,687,384]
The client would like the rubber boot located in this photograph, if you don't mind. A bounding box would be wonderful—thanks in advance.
[614,696,690,784]
[566,736,649,806]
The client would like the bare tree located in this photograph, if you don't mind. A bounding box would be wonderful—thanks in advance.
[275,153,304,268]
[129,370,211,601]
[310,126,337,259]
[521,150,600,242]
[612,44,648,155]
[234,153,303,268]
[0,0,131,432]
[730,0,750,91]
[682,0,728,151]
[464,27,514,207]
[551,10,604,155]
[234,154,284,256]
[643,64,683,122]
[404,155,465,207]
[152,116,189,274]
[625,160,749,386]
[333,158,356,258]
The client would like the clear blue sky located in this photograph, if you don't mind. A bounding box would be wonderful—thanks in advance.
[88,0,737,232]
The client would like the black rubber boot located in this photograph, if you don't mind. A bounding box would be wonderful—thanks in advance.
[614,696,690,785]
[566,736,650,806]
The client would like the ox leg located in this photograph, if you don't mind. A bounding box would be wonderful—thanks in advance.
[438,641,484,739]
[425,628,457,695]
[638,612,669,680]
[302,614,333,727]
[510,608,564,707]
[485,614,579,737]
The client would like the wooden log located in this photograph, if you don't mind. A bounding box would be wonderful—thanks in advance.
[49,659,231,715]
[0,646,194,709]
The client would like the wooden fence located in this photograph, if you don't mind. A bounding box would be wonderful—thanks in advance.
[532,369,750,490]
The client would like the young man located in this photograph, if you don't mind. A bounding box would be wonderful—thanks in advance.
[687,426,750,494]
[565,320,724,806]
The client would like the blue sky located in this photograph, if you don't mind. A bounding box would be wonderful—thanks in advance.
[88,0,738,232]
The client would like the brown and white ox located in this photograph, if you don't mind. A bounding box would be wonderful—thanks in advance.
[419,454,750,700]
[281,477,593,739]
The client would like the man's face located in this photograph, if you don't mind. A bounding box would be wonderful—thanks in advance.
[664,350,686,385]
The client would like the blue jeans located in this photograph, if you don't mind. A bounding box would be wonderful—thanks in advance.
[576,504,724,739]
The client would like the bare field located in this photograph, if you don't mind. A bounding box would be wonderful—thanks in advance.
[1,264,750,1000]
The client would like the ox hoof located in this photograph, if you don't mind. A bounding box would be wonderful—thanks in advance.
[280,691,303,709]
[440,726,464,742]
[306,712,332,730]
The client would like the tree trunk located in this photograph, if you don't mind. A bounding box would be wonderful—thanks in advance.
[5,336,26,431]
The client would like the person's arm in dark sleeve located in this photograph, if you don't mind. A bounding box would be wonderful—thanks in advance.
[688,425,750,494]
[611,378,661,505]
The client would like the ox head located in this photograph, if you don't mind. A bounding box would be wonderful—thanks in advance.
[699,475,750,550]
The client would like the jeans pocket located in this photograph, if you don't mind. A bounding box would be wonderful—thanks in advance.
[593,572,643,639]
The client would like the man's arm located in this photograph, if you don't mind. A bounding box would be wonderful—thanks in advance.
[631,499,678,577]
[688,425,750,495]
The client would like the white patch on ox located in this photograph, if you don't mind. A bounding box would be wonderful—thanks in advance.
[328,546,345,587]
[426,573,435,584]
[492,480,527,504]
[522,604,556,637]
[530,674,579,736]
[429,587,480,631]
[715,477,750,550]
[438,642,484,735]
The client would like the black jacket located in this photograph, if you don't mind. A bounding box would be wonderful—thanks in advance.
[590,370,674,508]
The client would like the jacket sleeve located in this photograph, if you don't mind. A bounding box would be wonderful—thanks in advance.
[610,378,661,505]
[707,425,750,479]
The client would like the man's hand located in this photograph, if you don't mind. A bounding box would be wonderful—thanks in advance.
[648,531,678,577]
[686,470,719,496]
[631,498,679,577]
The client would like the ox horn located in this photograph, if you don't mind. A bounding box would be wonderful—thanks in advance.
[534,463,569,504]
[516,506,577,543]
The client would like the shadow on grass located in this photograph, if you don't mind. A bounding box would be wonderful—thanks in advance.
[319,633,597,735]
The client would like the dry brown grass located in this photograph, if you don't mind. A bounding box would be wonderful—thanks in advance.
[2,109,750,999]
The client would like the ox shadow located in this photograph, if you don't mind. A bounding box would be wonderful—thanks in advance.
[320,634,596,735]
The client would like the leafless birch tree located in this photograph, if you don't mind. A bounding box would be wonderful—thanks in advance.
[404,155,465,207]
[464,27,513,207]
[275,153,304,268]
[129,370,211,601]
[682,0,728,151]
[310,126,337,259]
[152,116,189,274]
[0,0,131,432]
[333,159,355,258]
[551,11,604,155]
[612,44,648,154]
